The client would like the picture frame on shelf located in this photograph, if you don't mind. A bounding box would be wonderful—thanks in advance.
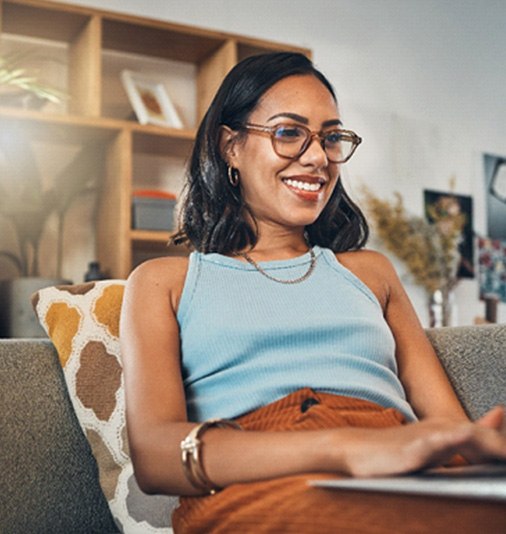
[484,154,506,239]
[423,189,475,279]
[489,159,506,203]
[121,70,183,129]
[477,236,506,303]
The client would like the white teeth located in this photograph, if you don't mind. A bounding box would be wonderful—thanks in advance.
[284,179,322,192]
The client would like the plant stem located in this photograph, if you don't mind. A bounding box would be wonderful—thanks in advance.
[0,251,23,274]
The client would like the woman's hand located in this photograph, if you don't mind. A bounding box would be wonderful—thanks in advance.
[477,405,506,432]
[336,407,506,478]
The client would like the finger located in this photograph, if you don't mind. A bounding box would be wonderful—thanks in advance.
[476,405,505,430]
[463,421,506,464]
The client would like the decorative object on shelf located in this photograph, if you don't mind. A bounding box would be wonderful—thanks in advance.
[489,158,506,204]
[0,139,102,278]
[131,189,177,232]
[0,51,66,109]
[363,189,466,327]
[484,296,499,323]
[0,276,71,337]
[424,189,474,279]
[84,261,107,282]
[121,70,183,129]
[428,287,457,330]
[477,236,506,304]
[0,134,104,336]
[483,153,506,240]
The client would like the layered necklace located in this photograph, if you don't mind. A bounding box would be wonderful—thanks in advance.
[237,246,317,284]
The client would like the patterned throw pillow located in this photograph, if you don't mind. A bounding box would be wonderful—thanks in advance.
[32,280,178,533]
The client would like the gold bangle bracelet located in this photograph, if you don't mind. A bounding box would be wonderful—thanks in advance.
[180,418,243,494]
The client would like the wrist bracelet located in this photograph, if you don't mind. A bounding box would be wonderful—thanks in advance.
[180,418,242,494]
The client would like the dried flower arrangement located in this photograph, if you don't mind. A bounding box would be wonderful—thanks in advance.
[363,189,466,295]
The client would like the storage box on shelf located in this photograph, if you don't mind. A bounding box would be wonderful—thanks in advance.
[132,190,177,232]
[0,0,310,279]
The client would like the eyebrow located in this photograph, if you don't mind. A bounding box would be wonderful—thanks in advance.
[267,112,343,128]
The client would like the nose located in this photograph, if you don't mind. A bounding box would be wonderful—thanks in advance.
[299,133,328,166]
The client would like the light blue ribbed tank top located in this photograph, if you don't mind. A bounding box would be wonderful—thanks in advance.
[177,246,417,422]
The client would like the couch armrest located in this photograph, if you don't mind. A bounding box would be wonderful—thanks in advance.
[426,324,506,420]
[0,339,118,533]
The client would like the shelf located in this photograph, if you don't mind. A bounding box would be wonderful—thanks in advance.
[131,229,172,245]
[0,0,310,280]
[102,17,226,63]
[0,107,120,143]
[1,0,91,43]
[131,230,189,259]
[131,124,195,157]
[0,107,196,151]
[237,38,309,61]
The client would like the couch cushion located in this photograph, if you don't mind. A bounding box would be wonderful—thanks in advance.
[0,339,119,534]
[426,324,506,420]
[32,280,177,533]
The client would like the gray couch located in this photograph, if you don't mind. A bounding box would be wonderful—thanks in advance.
[1,325,506,533]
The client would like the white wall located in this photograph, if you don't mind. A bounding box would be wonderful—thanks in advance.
[58,0,506,325]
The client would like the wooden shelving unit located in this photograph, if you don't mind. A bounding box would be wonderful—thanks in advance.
[0,0,310,278]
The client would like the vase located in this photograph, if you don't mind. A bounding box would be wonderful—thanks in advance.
[428,288,457,328]
[0,91,47,110]
[0,277,71,338]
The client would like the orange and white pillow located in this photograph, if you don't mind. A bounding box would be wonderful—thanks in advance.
[33,280,177,533]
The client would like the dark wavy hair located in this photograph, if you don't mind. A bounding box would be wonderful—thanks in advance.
[172,52,368,253]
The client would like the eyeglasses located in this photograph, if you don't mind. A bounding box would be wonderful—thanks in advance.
[243,122,362,164]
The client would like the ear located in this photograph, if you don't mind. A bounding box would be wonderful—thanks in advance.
[219,125,240,166]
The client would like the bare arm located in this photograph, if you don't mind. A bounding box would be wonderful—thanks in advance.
[337,250,468,421]
[380,259,469,421]
[121,256,506,497]
[120,258,334,495]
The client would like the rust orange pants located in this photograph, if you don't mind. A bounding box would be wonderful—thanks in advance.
[171,389,496,533]
[172,388,411,533]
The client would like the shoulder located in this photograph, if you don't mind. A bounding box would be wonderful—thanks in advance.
[129,255,190,280]
[336,249,396,275]
[126,255,190,313]
[335,249,400,310]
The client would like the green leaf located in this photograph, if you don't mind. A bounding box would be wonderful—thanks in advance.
[0,53,67,104]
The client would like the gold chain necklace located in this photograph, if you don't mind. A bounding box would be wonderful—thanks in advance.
[238,247,317,284]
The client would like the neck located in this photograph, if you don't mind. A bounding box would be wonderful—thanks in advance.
[236,235,317,284]
[238,227,310,262]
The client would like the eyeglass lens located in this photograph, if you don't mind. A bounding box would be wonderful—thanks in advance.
[272,125,355,163]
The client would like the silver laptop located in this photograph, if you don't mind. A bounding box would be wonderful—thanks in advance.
[309,464,506,501]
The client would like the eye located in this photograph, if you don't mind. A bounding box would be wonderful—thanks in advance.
[323,130,344,145]
[273,125,306,143]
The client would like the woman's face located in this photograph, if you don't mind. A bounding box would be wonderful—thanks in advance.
[228,74,341,234]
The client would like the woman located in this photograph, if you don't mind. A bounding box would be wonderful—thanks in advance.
[120,52,506,532]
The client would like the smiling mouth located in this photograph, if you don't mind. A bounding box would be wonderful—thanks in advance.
[282,178,324,192]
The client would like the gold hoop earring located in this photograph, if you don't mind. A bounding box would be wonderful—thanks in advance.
[228,166,240,187]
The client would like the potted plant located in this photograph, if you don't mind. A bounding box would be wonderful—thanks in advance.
[0,49,106,336]
[0,51,66,108]
[0,60,103,335]
[363,189,465,327]
[0,134,103,336]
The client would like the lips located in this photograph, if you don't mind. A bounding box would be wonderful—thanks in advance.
[283,178,323,192]
[281,176,326,199]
